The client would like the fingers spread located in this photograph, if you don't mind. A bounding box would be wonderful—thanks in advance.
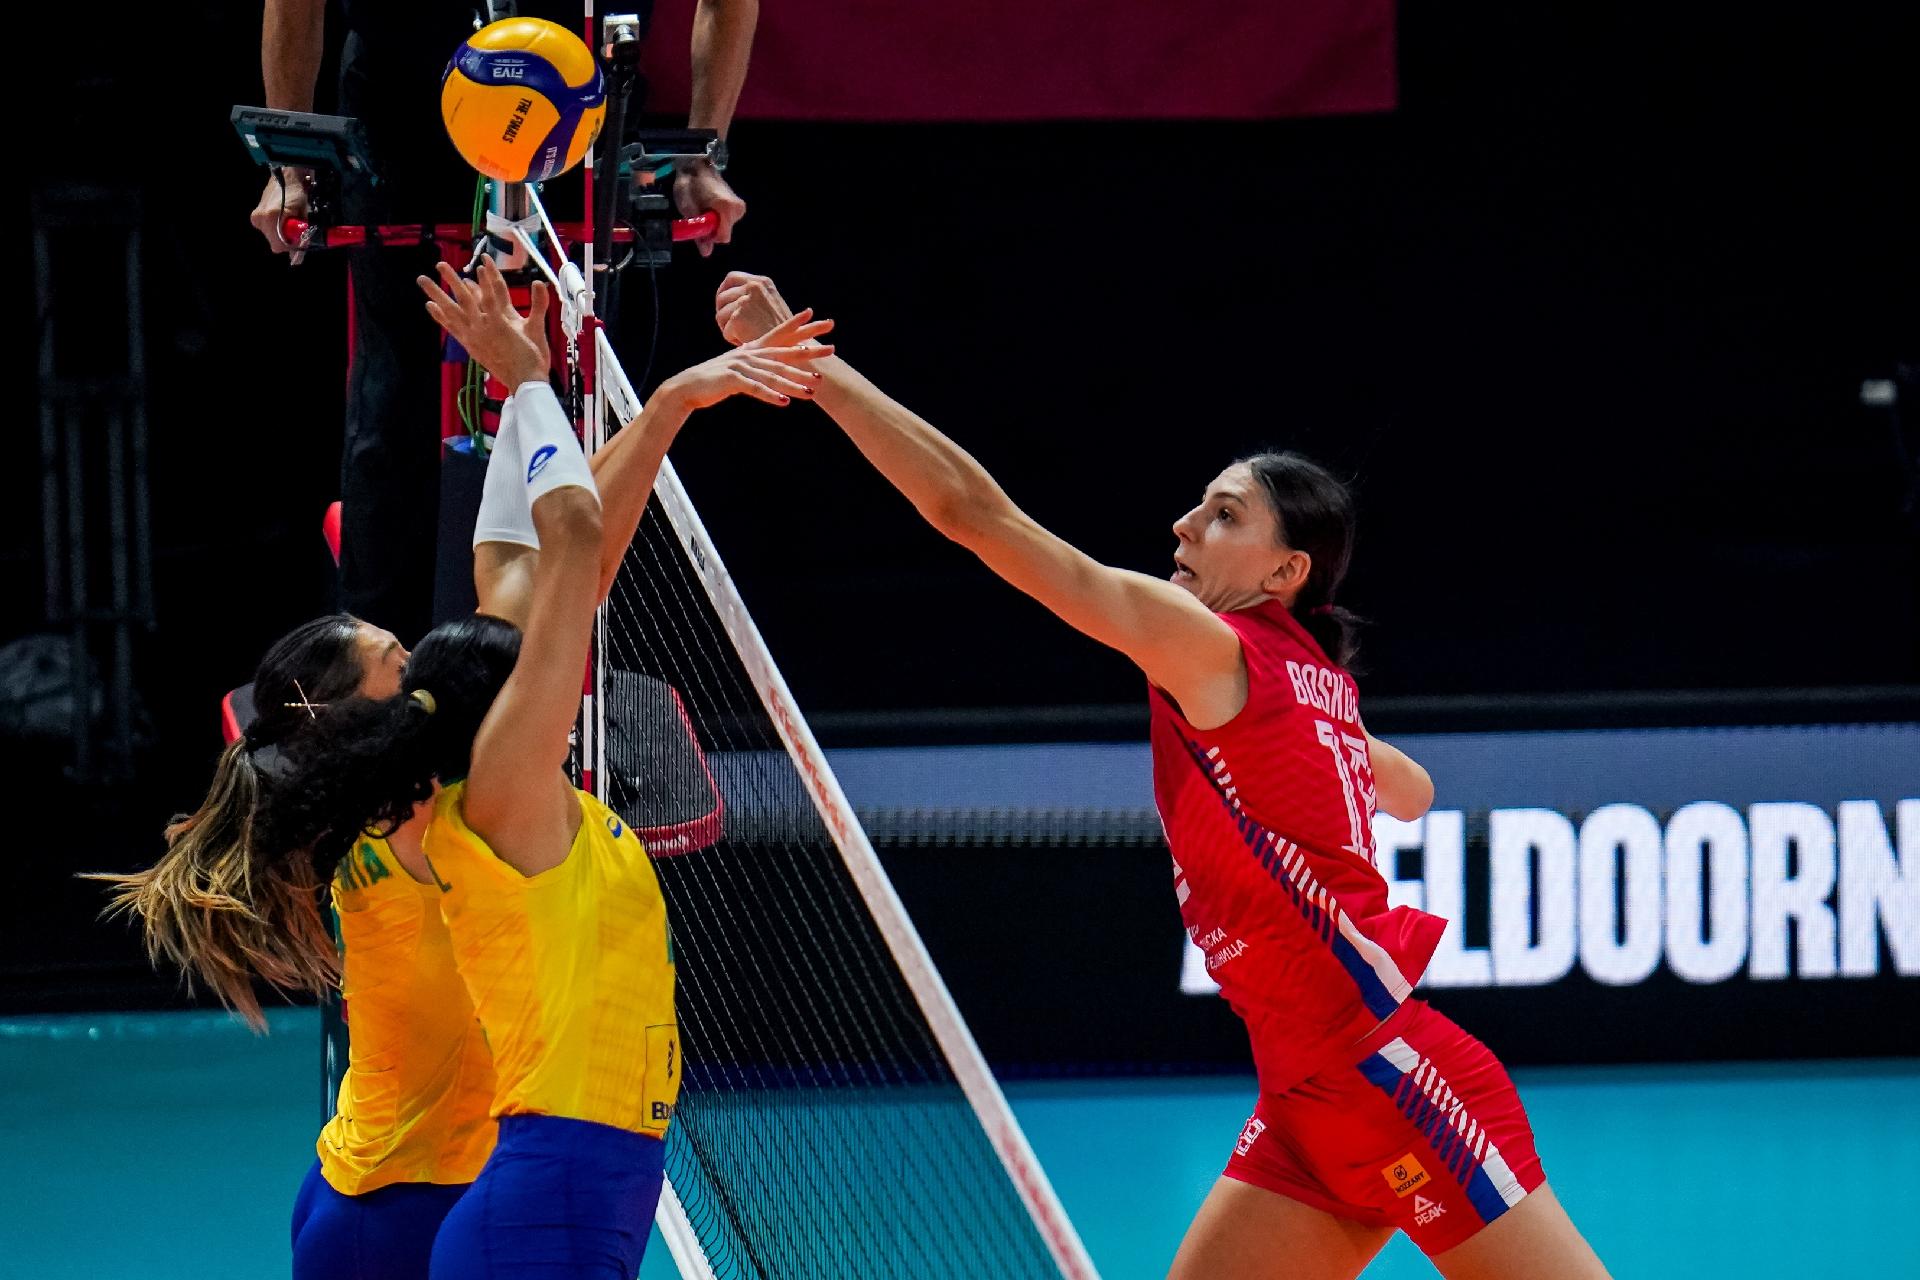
[479,257,513,311]
[745,369,816,398]
[731,370,791,406]
[753,346,835,371]
[741,354,819,394]
[417,276,464,329]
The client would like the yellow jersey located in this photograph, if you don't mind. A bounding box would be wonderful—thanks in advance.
[316,837,497,1194]
[423,782,680,1137]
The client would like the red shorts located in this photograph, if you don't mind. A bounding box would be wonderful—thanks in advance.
[1224,999,1546,1256]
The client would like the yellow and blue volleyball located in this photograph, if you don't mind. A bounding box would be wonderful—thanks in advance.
[441,17,606,183]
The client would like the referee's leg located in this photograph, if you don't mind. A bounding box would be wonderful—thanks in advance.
[340,239,443,645]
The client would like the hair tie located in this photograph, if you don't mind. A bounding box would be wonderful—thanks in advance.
[1308,603,1336,617]
[410,689,438,716]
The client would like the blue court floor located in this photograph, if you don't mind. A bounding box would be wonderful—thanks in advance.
[2,1011,1913,1279]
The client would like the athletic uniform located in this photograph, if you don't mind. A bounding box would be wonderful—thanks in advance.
[1150,600,1545,1254]
[291,837,497,1280]
[421,782,680,1279]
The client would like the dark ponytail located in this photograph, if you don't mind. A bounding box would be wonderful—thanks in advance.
[255,613,523,868]
[1241,451,1364,668]
[251,692,446,876]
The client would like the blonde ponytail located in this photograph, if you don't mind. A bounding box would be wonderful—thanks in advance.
[86,738,338,1031]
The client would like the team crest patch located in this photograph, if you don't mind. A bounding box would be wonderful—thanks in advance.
[1234,1116,1267,1157]
[1381,1153,1428,1198]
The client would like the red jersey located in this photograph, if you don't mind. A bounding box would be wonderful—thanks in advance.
[1149,600,1447,1091]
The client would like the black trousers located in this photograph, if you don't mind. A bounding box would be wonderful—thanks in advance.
[335,31,468,644]
[330,19,652,642]
[337,239,445,645]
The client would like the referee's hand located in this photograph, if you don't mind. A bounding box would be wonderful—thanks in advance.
[250,169,310,266]
[674,159,746,258]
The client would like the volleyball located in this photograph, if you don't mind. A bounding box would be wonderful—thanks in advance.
[441,17,606,184]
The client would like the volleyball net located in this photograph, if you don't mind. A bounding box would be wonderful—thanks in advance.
[592,337,1098,1279]
[233,93,1095,1272]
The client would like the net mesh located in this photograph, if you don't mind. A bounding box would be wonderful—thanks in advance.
[602,477,1065,1278]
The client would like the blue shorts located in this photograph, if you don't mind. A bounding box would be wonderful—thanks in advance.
[291,1159,470,1280]
[429,1114,666,1279]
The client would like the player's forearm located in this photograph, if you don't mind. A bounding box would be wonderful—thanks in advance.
[813,357,1014,541]
[1368,734,1435,821]
[262,0,327,112]
[590,396,692,599]
[687,0,758,135]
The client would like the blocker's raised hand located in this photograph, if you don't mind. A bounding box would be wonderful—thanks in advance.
[714,271,802,347]
[416,257,552,390]
[658,310,836,413]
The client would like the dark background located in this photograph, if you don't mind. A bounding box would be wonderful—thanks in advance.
[7,4,1917,1051]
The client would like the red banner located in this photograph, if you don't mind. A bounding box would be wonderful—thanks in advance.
[641,2,1395,122]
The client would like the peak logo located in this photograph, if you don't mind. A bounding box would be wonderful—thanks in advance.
[1413,1194,1447,1227]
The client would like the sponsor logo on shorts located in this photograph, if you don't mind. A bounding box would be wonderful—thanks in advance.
[1414,1194,1446,1226]
[1234,1116,1266,1157]
[1381,1153,1429,1198]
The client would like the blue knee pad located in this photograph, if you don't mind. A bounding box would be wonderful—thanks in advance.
[291,1159,472,1280]
[429,1115,665,1279]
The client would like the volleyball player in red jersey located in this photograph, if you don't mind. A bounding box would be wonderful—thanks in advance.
[715,274,1610,1279]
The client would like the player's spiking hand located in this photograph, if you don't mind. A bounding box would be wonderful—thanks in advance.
[715,271,803,346]
[657,310,835,412]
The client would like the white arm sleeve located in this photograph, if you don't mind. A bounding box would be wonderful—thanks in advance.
[512,379,600,508]
[472,394,541,551]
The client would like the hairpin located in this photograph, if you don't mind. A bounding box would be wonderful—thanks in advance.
[285,679,326,719]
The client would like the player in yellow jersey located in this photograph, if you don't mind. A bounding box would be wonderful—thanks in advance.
[93,605,497,1278]
[247,259,829,1276]
[94,258,831,1279]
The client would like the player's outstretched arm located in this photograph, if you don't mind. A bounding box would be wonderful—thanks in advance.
[418,259,598,869]
[586,311,833,598]
[714,273,1247,725]
[434,261,831,620]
